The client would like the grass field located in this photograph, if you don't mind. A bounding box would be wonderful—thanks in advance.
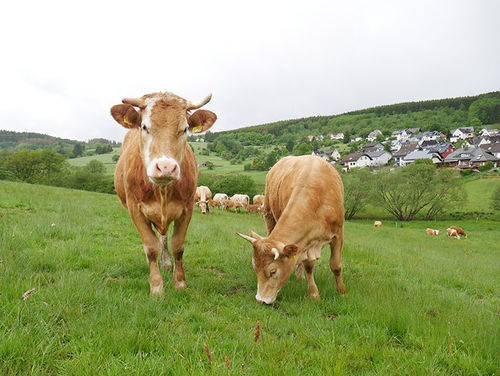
[0,181,498,375]
[67,147,121,174]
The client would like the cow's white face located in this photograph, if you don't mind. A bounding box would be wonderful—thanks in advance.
[237,231,298,304]
[139,96,188,185]
[198,200,209,214]
[110,92,217,186]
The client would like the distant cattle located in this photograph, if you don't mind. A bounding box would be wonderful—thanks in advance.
[243,203,261,215]
[253,194,265,206]
[374,221,382,227]
[195,186,212,214]
[449,226,467,238]
[111,91,216,296]
[208,199,220,208]
[223,199,241,213]
[426,228,439,236]
[237,155,345,304]
[213,193,228,207]
[447,227,460,239]
[231,194,250,206]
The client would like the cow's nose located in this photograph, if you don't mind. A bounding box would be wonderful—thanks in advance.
[155,161,178,178]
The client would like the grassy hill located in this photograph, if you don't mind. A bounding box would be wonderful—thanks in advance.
[0,181,498,374]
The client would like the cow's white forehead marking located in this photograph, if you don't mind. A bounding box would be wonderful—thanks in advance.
[142,96,160,128]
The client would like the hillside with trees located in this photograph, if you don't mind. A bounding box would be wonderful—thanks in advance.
[195,91,500,167]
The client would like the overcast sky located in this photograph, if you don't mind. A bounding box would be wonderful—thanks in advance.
[1,0,499,142]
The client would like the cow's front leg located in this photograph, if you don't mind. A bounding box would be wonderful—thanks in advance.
[129,205,164,296]
[159,234,172,270]
[303,260,320,300]
[170,210,193,289]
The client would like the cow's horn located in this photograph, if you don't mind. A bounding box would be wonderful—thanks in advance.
[249,230,263,240]
[187,93,212,110]
[271,248,280,260]
[236,232,256,244]
[122,98,146,109]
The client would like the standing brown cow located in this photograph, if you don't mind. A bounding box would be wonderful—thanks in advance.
[111,91,216,296]
[237,155,345,304]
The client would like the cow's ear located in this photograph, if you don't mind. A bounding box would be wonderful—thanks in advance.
[282,244,298,259]
[110,104,141,129]
[188,110,217,133]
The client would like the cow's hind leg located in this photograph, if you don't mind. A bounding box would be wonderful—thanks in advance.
[170,209,193,289]
[303,260,320,300]
[159,233,172,270]
[329,231,346,294]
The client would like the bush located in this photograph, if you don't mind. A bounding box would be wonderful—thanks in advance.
[0,167,17,181]
[214,174,257,198]
[478,161,493,172]
[460,169,473,176]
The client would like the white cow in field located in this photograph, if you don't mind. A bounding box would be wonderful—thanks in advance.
[231,194,249,206]
[213,193,228,206]
[195,186,212,214]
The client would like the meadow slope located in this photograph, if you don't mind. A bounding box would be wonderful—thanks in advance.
[0,181,498,375]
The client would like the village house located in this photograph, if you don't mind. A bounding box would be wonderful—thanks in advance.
[421,141,455,159]
[420,131,445,143]
[392,142,419,166]
[401,150,442,166]
[449,127,474,143]
[480,128,499,137]
[366,129,383,142]
[391,129,407,140]
[405,127,421,136]
[365,150,392,167]
[444,146,498,168]
[361,142,384,153]
[480,142,500,159]
[327,133,344,140]
[312,148,341,161]
[340,152,372,170]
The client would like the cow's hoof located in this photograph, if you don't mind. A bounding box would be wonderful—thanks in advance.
[309,292,320,300]
[150,285,165,297]
[174,280,187,290]
[337,283,346,295]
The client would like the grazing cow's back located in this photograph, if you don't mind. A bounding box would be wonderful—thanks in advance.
[237,155,345,304]
[231,194,249,206]
[374,221,382,227]
[111,91,216,296]
[447,227,460,239]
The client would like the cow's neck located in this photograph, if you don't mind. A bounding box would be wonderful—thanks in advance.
[268,217,311,252]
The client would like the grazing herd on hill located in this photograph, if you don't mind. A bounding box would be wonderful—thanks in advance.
[110,90,468,303]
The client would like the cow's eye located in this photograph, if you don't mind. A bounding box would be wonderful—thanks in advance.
[269,269,277,278]
[142,124,149,133]
[183,127,188,134]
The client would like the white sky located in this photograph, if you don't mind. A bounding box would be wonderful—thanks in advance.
[0,0,499,142]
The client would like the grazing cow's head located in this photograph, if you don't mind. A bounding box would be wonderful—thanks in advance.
[198,200,209,215]
[110,92,216,185]
[237,230,298,304]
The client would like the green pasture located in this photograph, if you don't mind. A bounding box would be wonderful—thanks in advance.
[0,181,498,375]
[67,147,121,174]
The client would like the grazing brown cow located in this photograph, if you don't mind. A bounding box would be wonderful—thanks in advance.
[253,194,265,206]
[450,226,467,238]
[111,91,216,296]
[213,193,228,207]
[237,155,345,304]
[208,199,220,209]
[223,199,240,213]
[374,221,382,227]
[426,228,439,236]
[243,203,261,215]
[195,185,212,214]
[447,227,460,239]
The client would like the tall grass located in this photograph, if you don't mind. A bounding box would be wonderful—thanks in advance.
[0,181,498,375]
